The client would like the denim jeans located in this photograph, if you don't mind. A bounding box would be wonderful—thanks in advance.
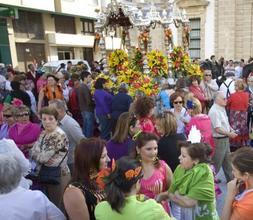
[97,115,112,141]
[81,111,94,138]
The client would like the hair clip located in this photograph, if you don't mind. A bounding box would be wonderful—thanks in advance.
[133,130,142,140]
[11,98,23,107]
[125,166,142,180]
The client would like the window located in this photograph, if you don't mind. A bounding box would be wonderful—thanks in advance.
[83,48,93,65]
[16,43,45,72]
[55,15,76,34]
[57,47,74,60]
[189,18,201,59]
[81,19,94,34]
[13,10,44,39]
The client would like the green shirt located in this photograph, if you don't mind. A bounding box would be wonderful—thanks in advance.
[95,195,171,220]
[169,163,219,220]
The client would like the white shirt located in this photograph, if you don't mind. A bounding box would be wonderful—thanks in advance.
[208,103,230,137]
[219,78,235,98]
[0,187,66,220]
[170,107,191,134]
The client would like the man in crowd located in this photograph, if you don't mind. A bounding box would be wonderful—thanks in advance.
[49,99,84,174]
[200,69,219,111]
[77,71,95,138]
[208,91,238,182]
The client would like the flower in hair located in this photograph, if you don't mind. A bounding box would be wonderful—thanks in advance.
[12,98,23,107]
[125,166,142,180]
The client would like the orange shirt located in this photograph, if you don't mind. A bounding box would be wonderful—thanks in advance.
[231,189,253,220]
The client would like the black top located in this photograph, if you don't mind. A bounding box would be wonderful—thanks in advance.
[67,181,105,220]
[158,133,186,172]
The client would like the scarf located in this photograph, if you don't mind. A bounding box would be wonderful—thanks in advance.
[169,163,215,202]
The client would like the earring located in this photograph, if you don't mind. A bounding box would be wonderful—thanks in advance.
[153,156,159,166]
[136,153,142,163]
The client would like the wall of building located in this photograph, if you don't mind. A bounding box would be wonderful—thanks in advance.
[215,0,253,60]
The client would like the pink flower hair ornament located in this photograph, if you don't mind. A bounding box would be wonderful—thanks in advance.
[11,98,24,107]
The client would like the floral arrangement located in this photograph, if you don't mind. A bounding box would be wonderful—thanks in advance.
[186,63,203,78]
[147,50,168,78]
[130,48,143,72]
[169,46,190,78]
[90,73,115,94]
[138,30,149,44]
[128,74,159,97]
[108,49,128,74]
[164,28,173,44]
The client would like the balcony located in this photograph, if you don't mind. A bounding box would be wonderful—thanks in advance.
[47,33,95,47]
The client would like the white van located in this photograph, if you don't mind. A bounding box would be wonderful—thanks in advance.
[41,59,91,74]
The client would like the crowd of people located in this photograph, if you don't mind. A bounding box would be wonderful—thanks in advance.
[0,56,253,219]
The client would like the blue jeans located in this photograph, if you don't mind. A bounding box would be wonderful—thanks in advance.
[97,115,112,140]
[81,111,94,138]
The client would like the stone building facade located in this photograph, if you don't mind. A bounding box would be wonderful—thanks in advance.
[178,0,253,60]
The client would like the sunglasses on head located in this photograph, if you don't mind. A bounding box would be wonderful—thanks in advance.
[174,101,183,104]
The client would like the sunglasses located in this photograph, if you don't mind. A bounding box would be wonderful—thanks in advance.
[174,101,183,104]
[16,113,29,117]
[3,114,12,118]
[205,74,212,76]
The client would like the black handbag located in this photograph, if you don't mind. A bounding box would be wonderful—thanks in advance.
[38,152,67,185]
[33,134,68,185]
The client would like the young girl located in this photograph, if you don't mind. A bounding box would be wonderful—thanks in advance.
[135,132,173,213]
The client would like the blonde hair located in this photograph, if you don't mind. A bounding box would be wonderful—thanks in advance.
[235,79,245,91]
[191,98,202,115]
[156,111,177,136]
[3,104,15,115]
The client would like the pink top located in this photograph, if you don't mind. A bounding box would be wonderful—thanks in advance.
[9,122,41,158]
[139,160,169,212]
[139,117,158,135]
[139,160,167,198]
[186,114,215,148]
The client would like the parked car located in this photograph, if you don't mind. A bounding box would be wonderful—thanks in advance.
[40,59,91,74]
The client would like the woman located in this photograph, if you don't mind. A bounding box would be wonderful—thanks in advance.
[134,96,158,135]
[185,98,215,151]
[135,132,173,212]
[95,156,172,220]
[0,154,65,220]
[0,104,15,139]
[156,142,219,220]
[4,74,31,109]
[63,138,110,220]
[155,111,186,171]
[0,138,31,189]
[94,78,113,140]
[222,147,253,220]
[37,74,64,112]
[31,106,70,207]
[106,112,134,164]
[9,100,41,158]
[189,75,206,111]
[170,92,191,135]
[227,79,249,148]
